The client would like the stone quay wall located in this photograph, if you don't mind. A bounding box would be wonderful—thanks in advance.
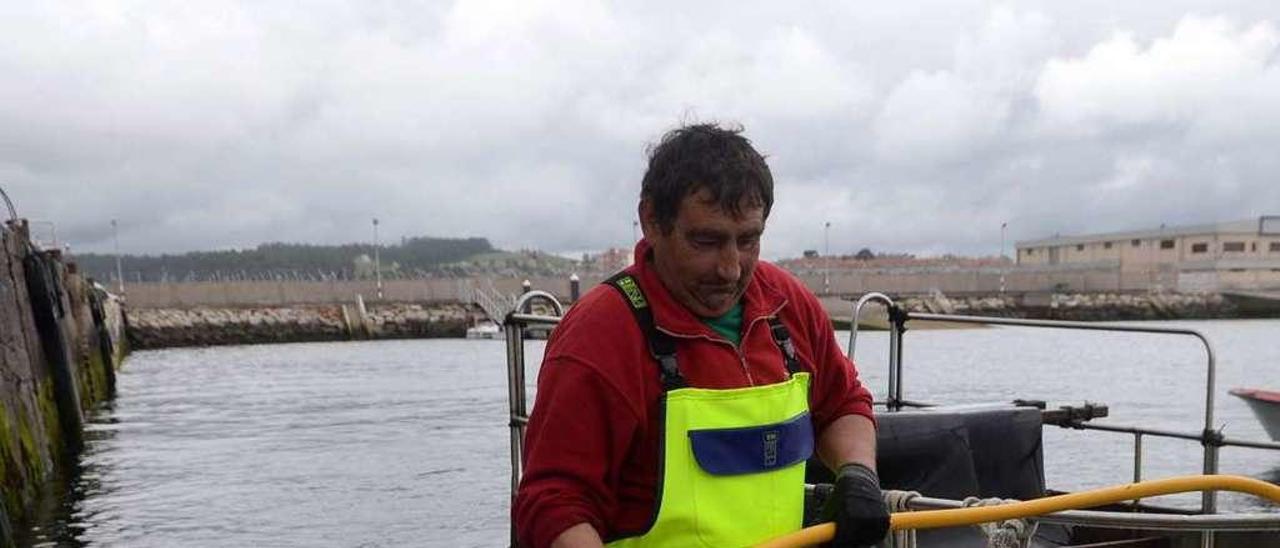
[0,221,127,545]
[895,292,1235,321]
[127,302,483,350]
[822,291,1236,329]
[120,277,586,308]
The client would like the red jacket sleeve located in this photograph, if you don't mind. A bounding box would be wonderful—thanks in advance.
[513,354,640,548]
[795,284,876,435]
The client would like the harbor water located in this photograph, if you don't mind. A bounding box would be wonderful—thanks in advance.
[25,320,1280,547]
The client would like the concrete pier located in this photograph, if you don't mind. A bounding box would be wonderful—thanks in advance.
[0,220,127,545]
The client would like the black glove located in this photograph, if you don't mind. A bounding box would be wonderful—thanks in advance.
[820,463,890,547]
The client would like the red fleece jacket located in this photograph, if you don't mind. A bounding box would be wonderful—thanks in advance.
[513,241,875,547]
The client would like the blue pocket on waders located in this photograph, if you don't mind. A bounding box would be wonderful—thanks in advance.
[687,412,815,476]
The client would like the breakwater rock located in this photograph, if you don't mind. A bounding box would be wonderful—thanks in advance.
[895,292,1236,321]
[127,303,484,349]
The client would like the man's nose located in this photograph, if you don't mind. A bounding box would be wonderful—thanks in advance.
[716,244,741,282]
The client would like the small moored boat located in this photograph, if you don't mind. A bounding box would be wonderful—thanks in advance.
[1230,388,1280,441]
[465,321,502,339]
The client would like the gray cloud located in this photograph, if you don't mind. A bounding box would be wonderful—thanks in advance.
[3,1,1279,260]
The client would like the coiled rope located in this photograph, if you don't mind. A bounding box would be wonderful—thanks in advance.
[960,496,1037,548]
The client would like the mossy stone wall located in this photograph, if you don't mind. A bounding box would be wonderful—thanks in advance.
[0,222,128,545]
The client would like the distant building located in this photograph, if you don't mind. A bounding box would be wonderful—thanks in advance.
[1016,216,1280,291]
[585,247,631,273]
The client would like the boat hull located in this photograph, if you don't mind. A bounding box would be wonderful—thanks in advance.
[1230,388,1280,441]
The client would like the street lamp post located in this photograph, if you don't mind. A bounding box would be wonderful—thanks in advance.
[1000,221,1008,294]
[823,221,831,296]
[1000,222,1007,260]
[112,219,124,295]
[373,218,383,300]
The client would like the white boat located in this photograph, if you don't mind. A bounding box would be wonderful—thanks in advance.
[1230,388,1280,441]
[465,321,502,340]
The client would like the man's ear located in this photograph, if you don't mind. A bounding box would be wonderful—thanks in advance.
[638,199,656,241]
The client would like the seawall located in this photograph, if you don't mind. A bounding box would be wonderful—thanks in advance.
[127,303,484,349]
[900,291,1236,321]
[0,220,128,546]
[824,291,1237,329]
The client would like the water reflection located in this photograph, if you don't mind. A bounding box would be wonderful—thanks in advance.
[22,400,120,547]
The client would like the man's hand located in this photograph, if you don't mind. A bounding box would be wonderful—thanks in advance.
[820,463,890,547]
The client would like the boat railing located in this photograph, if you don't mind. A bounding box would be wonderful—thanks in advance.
[501,290,1280,547]
[503,290,566,546]
[847,295,1280,522]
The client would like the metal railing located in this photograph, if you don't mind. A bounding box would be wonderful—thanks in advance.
[470,280,517,324]
[503,290,565,547]
[501,290,1280,546]
[847,296,1280,547]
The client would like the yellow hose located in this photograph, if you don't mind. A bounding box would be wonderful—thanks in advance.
[756,474,1280,548]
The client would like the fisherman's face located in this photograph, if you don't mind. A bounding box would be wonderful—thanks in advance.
[642,188,764,318]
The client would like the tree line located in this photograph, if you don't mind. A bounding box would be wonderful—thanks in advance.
[72,237,495,283]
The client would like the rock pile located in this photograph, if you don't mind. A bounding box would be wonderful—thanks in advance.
[128,303,481,349]
[1040,292,1233,321]
[894,292,1234,321]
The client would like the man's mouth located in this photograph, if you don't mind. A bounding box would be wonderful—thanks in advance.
[699,285,741,304]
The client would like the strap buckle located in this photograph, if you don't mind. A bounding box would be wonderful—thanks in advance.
[768,318,803,376]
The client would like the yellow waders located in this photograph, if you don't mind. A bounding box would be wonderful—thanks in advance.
[605,275,814,547]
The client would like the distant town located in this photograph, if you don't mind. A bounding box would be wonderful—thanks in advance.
[66,216,1279,297]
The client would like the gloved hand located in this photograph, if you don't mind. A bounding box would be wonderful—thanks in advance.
[820,463,890,547]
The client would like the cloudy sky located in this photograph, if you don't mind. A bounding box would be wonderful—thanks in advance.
[3,1,1280,259]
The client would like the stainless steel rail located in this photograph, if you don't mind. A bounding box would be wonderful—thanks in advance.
[506,293,1275,547]
[846,303,1280,547]
[907,312,1223,517]
[503,291,565,546]
[848,293,905,411]
[1074,421,1280,451]
[0,184,17,221]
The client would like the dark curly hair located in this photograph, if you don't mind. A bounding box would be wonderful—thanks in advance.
[641,123,774,233]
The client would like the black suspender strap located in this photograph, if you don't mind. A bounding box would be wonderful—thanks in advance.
[606,272,802,386]
[605,273,687,391]
[767,318,804,377]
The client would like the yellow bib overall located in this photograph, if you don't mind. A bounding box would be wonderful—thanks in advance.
[605,275,814,547]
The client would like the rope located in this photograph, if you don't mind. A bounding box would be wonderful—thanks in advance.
[960,496,1038,548]
[883,490,919,548]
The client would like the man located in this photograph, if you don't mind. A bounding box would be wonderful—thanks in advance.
[515,124,888,547]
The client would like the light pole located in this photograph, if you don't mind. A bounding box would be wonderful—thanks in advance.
[1000,222,1007,260]
[372,218,383,300]
[823,221,831,295]
[112,219,124,295]
[632,220,639,244]
[999,221,1008,294]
